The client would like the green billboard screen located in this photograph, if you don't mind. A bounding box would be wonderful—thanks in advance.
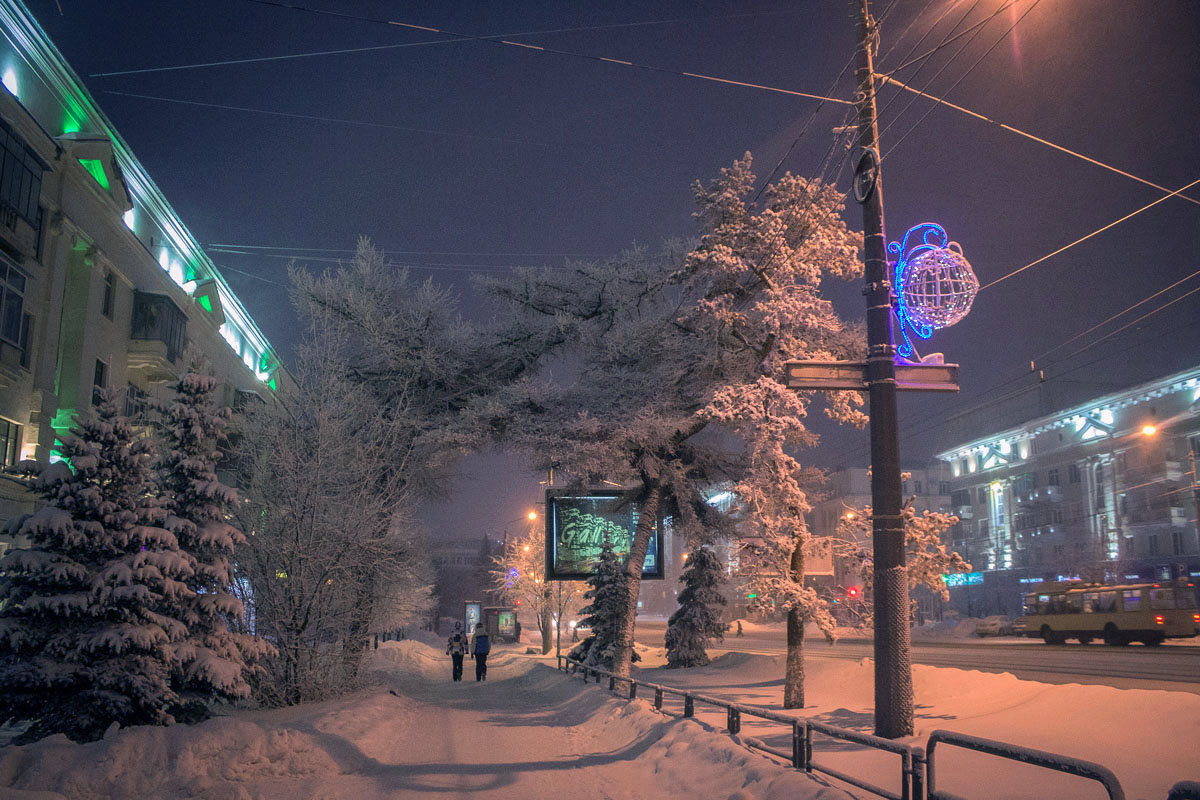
[545,490,663,581]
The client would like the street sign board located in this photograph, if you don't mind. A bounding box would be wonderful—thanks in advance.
[784,359,959,392]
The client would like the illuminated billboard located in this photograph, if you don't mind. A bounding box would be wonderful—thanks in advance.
[545,490,664,581]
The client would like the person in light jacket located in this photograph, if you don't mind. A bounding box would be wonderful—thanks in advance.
[471,622,491,681]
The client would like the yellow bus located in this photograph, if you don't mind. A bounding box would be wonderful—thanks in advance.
[1018,579,1199,646]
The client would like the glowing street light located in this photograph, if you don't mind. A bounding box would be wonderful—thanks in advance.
[1141,424,1158,436]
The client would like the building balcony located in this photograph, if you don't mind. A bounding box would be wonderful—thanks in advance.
[1014,485,1063,506]
[126,338,180,383]
[0,202,37,261]
[955,506,974,519]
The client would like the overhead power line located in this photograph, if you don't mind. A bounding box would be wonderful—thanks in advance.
[208,244,609,257]
[104,90,550,147]
[879,74,1200,209]
[882,0,1043,158]
[238,0,853,105]
[979,176,1200,291]
[90,10,808,77]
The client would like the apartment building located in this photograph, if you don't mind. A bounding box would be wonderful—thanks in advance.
[0,1,284,541]
[935,366,1200,616]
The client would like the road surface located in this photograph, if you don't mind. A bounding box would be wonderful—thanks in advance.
[634,620,1200,693]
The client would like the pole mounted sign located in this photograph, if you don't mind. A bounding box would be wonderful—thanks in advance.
[784,359,959,392]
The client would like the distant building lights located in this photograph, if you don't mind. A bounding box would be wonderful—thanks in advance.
[2,67,17,97]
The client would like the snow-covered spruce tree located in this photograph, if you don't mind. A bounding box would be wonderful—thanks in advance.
[664,545,727,668]
[0,394,192,742]
[156,364,271,721]
[569,539,635,668]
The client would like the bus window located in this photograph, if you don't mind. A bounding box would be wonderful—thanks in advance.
[1037,594,1051,614]
[1176,590,1198,609]
[1023,597,1039,615]
[1065,594,1083,613]
[1149,589,1174,610]
[1098,591,1117,613]
[1082,592,1099,612]
[1122,590,1142,612]
[1052,594,1068,614]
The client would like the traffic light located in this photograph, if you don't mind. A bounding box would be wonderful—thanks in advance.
[847,586,861,599]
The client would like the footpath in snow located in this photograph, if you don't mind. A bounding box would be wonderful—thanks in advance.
[0,638,850,800]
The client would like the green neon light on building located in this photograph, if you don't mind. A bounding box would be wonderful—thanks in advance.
[268,377,277,392]
[78,158,109,190]
[198,295,213,313]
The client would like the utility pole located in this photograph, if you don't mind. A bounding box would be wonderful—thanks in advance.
[852,0,914,739]
[1190,450,1200,553]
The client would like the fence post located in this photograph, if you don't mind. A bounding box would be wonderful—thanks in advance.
[792,721,806,770]
[595,670,602,684]
[911,747,925,800]
[804,723,813,773]
[727,706,741,735]
[629,681,637,701]
[608,675,615,691]
[655,687,663,710]
[684,694,694,718]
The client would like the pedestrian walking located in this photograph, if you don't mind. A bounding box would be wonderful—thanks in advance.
[471,622,491,681]
[446,623,468,681]
[736,620,744,637]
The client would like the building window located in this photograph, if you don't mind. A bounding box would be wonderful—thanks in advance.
[913,480,923,496]
[17,312,30,369]
[1068,464,1081,484]
[102,269,115,319]
[131,291,187,363]
[0,118,44,226]
[939,481,950,495]
[0,417,19,467]
[92,359,108,406]
[1147,535,1160,556]
[1172,530,1184,556]
[1047,468,1060,486]
[0,256,26,346]
[123,382,147,420]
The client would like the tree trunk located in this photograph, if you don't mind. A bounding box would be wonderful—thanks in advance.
[783,536,806,709]
[540,588,553,654]
[612,481,661,680]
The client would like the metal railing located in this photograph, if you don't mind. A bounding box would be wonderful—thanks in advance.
[926,730,1124,800]
[553,655,1194,800]
[557,656,919,800]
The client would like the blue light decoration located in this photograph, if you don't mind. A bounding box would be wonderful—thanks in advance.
[506,567,519,588]
[888,222,978,359]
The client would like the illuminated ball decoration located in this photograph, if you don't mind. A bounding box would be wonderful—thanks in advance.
[888,223,977,359]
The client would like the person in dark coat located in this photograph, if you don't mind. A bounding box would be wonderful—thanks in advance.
[446,623,468,681]
[471,622,491,681]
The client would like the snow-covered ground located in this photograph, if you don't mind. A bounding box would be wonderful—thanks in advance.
[0,638,850,800]
[632,637,1199,800]
[1,634,1195,799]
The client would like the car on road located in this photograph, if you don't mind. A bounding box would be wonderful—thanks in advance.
[973,617,1015,637]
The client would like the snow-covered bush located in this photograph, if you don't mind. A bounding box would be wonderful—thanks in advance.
[0,394,192,742]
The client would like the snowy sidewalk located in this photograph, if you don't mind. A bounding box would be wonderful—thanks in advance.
[0,641,850,800]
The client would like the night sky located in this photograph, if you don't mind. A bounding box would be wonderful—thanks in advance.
[28,0,1200,538]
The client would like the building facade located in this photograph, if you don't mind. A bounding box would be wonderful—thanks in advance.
[935,366,1200,617]
[0,2,283,544]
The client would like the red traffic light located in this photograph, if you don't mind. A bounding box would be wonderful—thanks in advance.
[847,586,861,599]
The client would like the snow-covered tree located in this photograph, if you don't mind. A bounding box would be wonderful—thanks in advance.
[569,539,633,668]
[664,545,727,668]
[490,522,584,655]
[837,500,969,626]
[156,364,271,721]
[480,154,862,702]
[0,395,192,742]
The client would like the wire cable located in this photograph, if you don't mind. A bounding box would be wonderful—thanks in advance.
[878,74,1200,210]
[236,0,853,105]
[208,244,608,257]
[978,176,1200,291]
[104,90,552,147]
[882,0,1042,158]
[91,10,810,78]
